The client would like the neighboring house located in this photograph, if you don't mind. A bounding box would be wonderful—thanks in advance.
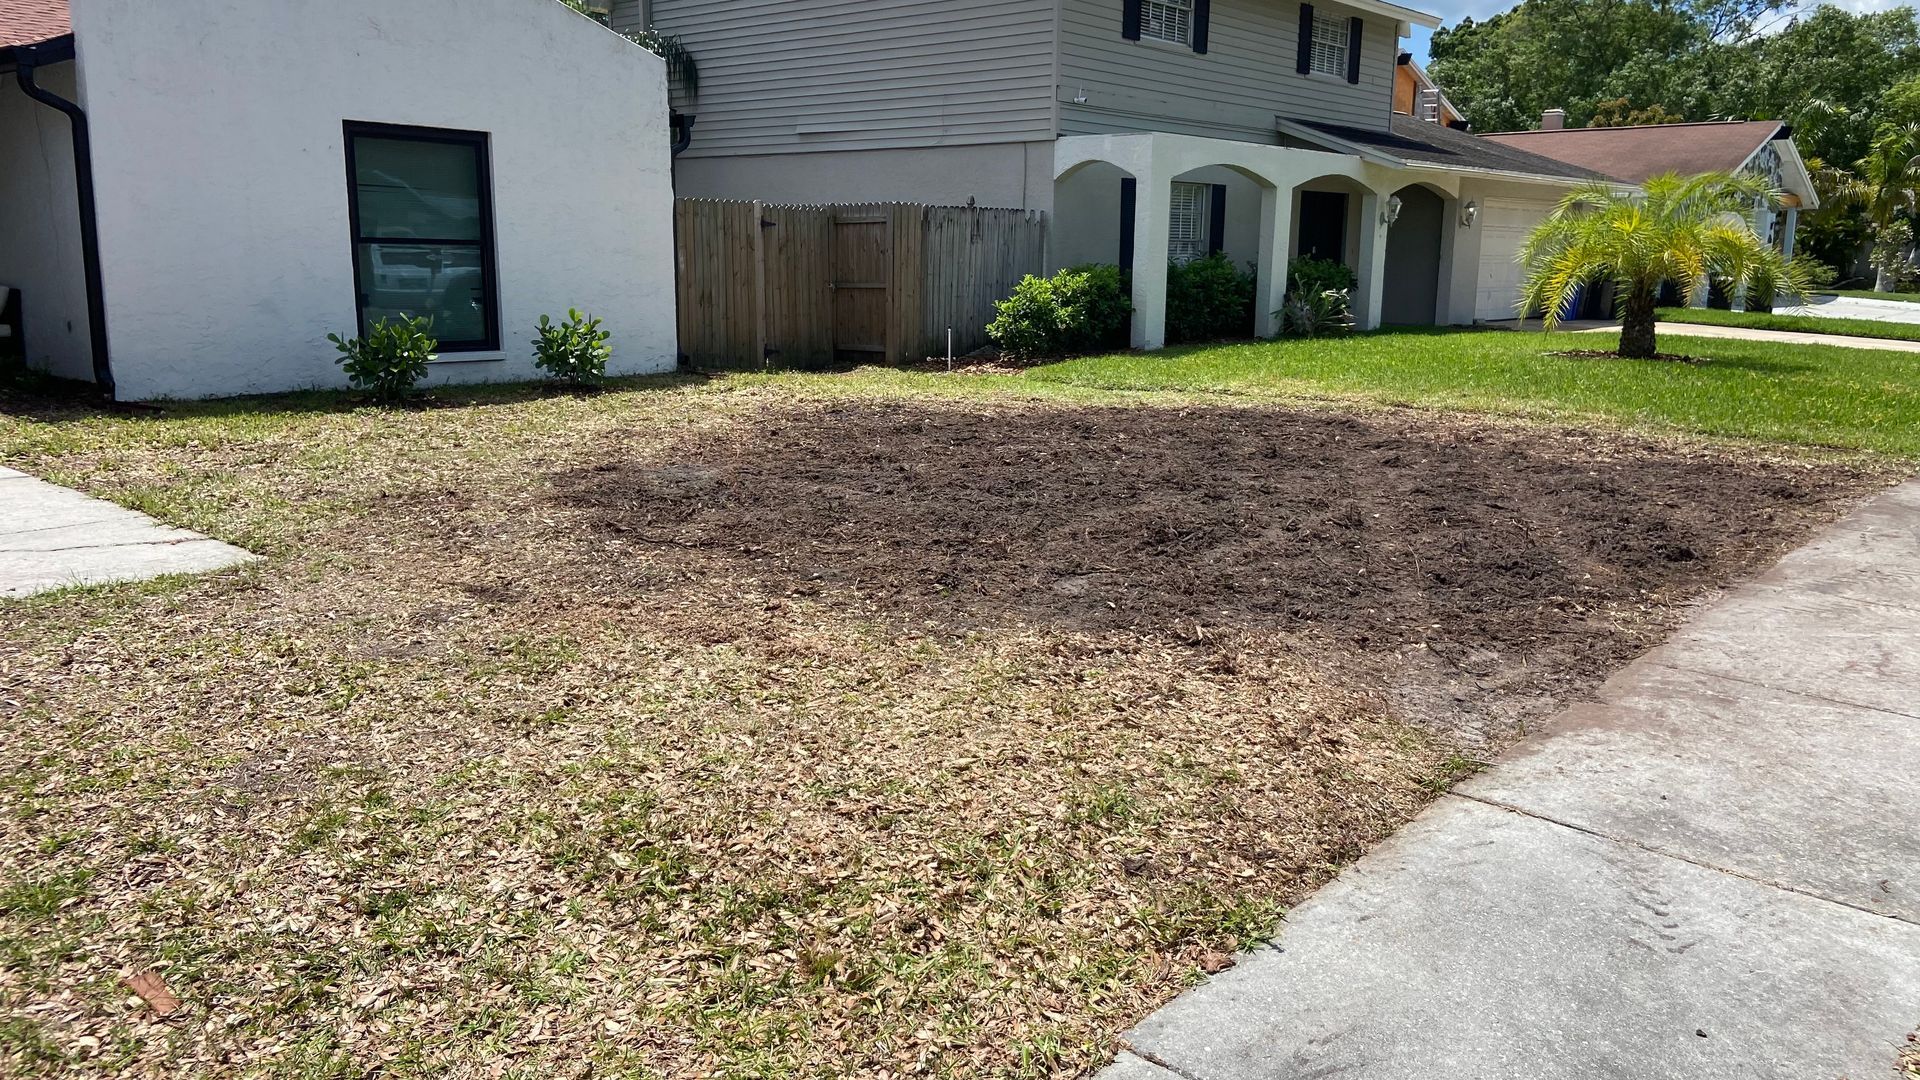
[0,0,677,401]
[1393,53,1464,127]
[1480,115,1819,259]
[611,0,1602,346]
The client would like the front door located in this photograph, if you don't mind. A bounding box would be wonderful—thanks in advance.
[1297,191,1349,264]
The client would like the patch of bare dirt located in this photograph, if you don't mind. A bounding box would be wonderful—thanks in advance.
[555,399,1879,745]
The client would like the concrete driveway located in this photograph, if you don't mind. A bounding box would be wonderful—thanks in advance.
[1102,479,1920,1080]
[0,466,257,598]
[1779,293,1920,325]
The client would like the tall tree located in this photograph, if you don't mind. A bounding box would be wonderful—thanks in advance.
[1430,0,1919,164]
[1826,125,1920,291]
[1429,0,1739,132]
[1713,6,1920,165]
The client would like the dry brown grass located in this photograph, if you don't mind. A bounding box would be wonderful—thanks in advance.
[0,372,1891,1078]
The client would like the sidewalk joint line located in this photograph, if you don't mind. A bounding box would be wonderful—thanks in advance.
[1124,1048,1209,1080]
[0,537,217,555]
[1447,791,1920,928]
[0,515,139,538]
[1649,659,1920,722]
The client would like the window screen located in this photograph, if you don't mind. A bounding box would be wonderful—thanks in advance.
[1310,14,1350,76]
[345,123,499,351]
[1141,0,1193,45]
[1169,182,1211,263]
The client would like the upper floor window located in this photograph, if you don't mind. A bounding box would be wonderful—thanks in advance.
[1309,13,1350,77]
[1141,0,1194,46]
[1169,181,1211,263]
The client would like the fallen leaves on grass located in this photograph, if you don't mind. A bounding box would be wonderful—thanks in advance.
[0,384,1891,1078]
[120,972,180,1018]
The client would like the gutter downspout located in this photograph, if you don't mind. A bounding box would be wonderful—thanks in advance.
[17,49,114,399]
[669,111,695,156]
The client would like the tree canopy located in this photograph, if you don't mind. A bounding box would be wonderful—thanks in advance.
[1430,1,1920,165]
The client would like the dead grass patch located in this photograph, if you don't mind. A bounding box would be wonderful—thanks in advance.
[0,379,1891,1078]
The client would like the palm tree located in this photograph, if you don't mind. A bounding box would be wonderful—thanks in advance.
[1827,124,1920,292]
[1520,172,1807,359]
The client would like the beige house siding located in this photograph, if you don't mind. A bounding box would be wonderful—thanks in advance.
[1058,0,1398,141]
[641,0,1057,158]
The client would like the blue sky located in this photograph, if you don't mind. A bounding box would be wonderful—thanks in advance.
[1403,0,1908,64]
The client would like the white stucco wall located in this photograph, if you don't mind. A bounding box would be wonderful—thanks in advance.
[70,0,677,400]
[0,65,93,382]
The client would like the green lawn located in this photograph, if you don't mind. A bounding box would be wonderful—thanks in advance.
[1654,306,1920,343]
[1024,328,1920,457]
[1823,289,1920,304]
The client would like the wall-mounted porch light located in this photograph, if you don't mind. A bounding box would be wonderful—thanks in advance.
[1382,194,1404,227]
[1460,200,1479,228]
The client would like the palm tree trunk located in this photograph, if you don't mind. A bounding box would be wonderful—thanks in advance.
[1876,264,1895,293]
[1619,285,1658,359]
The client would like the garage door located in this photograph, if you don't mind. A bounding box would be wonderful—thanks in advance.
[1475,200,1552,321]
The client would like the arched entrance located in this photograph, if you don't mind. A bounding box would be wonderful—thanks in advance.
[1381,184,1447,326]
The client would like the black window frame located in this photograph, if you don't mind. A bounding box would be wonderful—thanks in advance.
[342,120,501,353]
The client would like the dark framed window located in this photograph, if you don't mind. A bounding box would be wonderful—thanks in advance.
[343,121,500,352]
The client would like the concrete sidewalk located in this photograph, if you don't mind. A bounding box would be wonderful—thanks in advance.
[0,466,257,598]
[1103,480,1920,1080]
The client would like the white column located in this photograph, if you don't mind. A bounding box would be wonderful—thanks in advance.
[1690,274,1710,309]
[1353,192,1390,331]
[1435,196,1461,325]
[1129,161,1171,351]
[1782,207,1800,259]
[1254,183,1292,338]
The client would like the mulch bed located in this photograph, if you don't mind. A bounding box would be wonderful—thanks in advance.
[1549,349,1705,362]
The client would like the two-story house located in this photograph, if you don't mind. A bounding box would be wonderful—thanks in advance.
[612,0,1603,347]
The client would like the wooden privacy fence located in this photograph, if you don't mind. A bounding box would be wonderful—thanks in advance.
[675,199,1049,369]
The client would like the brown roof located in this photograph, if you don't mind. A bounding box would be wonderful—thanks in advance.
[1477,121,1787,185]
[0,0,71,50]
[1288,116,1614,183]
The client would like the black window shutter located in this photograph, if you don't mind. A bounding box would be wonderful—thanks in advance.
[1207,185,1227,256]
[1193,0,1211,53]
[1297,4,1315,74]
[1346,17,1363,83]
[1119,177,1138,268]
[1122,0,1143,40]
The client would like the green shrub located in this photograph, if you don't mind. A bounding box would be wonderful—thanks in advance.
[1276,257,1358,337]
[1279,288,1354,338]
[1793,254,1838,291]
[327,316,436,401]
[1287,256,1357,298]
[1165,253,1256,344]
[533,309,613,385]
[987,264,1131,359]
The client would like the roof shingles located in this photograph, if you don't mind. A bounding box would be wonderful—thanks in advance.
[1288,116,1614,182]
[1477,121,1786,185]
[0,0,71,50]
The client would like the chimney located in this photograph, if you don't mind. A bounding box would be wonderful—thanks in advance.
[1541,108,1567,131]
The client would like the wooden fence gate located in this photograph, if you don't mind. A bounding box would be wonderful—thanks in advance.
[675,199,1049,370]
